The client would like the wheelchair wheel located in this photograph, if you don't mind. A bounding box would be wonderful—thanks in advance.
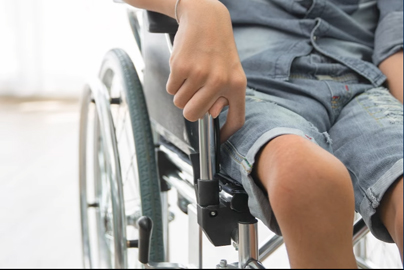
[79,48,164,268]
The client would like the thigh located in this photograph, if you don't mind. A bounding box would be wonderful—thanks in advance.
[219,89,333,180]
[329,87,403,242]
[218,89,333,234]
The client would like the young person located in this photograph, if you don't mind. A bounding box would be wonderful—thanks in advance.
[124,0,403,267]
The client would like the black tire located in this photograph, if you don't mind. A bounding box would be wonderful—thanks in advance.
[99,48,165,263]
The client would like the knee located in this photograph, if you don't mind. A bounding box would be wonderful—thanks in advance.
[256,135,354,213]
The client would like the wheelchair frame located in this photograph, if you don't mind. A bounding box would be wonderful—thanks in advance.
[78,3,395,269]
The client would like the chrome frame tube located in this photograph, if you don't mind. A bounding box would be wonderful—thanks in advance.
[162,174,196,206]
[159,144,194,182]
[353,218,369,246]
[188,204,203,269]
[258,235,284,263]
[198,114,216,180]
[161,191,170,261]
[238,222,259,269]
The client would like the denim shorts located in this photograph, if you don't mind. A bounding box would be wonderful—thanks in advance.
[218,53,403,243]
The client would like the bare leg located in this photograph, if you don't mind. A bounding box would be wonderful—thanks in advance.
[254,135,357,268]
[378,177,403,262]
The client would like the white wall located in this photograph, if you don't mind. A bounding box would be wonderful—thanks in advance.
[0,0,139,98]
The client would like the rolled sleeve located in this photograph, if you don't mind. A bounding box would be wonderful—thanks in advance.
[373,1,403,66]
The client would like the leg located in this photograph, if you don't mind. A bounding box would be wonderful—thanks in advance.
[378,177,403,262]
[254,134,357,268]
[328,87,403,266]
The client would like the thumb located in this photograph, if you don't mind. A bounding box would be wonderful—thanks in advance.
[219,99,245,143]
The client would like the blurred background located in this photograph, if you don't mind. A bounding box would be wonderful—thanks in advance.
[0,0,138,267]
[0,0,138,98]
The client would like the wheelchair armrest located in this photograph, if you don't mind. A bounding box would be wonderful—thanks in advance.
[147,11,179,34]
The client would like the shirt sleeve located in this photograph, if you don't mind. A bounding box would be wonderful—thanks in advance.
[373,1,403,67]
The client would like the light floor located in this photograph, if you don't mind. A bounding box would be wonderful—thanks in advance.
[0,97,289,268]
[0,98,82,268]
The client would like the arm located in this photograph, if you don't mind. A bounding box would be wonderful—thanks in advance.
[374,1,403,103]
[379,50,403,103]
[123,0,177,18]
[124,0,247,143]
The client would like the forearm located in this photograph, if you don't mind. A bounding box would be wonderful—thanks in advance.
[379,50,403,103]
[123,0,177,18]
[125,0,245,142]
[123,0,227,25]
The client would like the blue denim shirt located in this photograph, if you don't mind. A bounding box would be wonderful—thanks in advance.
[220,0,403,88]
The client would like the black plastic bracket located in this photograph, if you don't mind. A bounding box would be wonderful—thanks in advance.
[197,179,219,207]
[196,174,256,247]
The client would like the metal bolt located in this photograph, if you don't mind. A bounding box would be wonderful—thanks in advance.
[210,211,217,217]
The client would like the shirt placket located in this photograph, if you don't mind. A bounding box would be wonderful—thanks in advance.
[305,1,386,87]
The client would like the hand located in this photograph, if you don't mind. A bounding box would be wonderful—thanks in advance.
[166,0,247,143]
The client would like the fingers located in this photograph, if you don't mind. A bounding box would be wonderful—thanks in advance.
[172,78,203,109]
[209,97,229,118]
[166,67,187,95]
[170,72,246,143]
[219,96,245,143]
[182,86,245,143]
[182,86,221,121]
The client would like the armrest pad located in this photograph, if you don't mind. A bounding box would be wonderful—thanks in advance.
[147,11,179,34]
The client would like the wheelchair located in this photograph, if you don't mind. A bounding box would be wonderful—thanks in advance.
[78,2,402,269]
